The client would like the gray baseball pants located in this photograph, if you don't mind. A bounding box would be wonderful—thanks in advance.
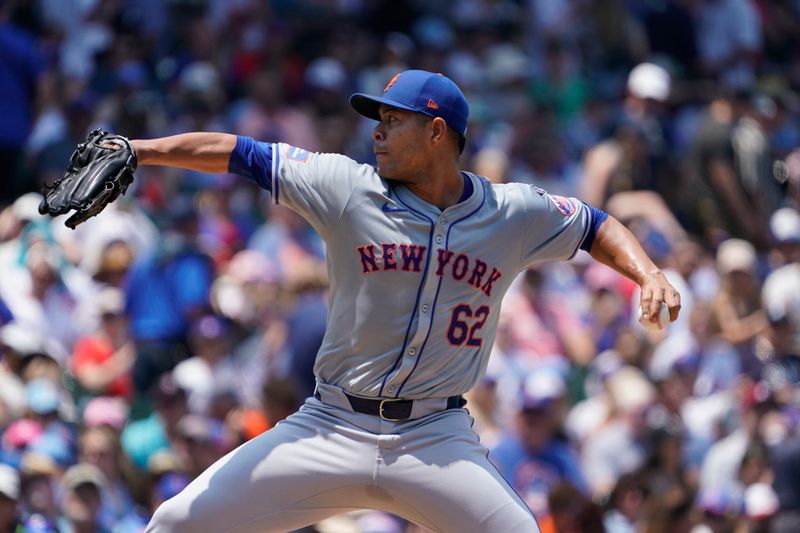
[145,387,539,532]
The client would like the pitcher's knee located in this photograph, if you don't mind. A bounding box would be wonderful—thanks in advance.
[146,498,191,533]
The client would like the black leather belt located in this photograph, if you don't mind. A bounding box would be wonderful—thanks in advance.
[315,391,465,421]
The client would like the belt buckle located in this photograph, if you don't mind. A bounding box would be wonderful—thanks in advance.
[379,399,405,422]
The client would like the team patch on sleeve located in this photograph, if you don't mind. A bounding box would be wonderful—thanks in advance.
[285,146,310,162]
[547,194,576,216]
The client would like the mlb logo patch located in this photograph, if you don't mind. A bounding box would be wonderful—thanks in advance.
[548,194,576,216]
[285,146,310,162]
[530,185,546,197]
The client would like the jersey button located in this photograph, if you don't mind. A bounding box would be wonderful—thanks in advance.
[408,347,416,355]
[440,217,448,225]
[435,235,444,244]
[421,304,430,313]
[387,385,396,393]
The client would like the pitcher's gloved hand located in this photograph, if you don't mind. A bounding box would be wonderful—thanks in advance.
[39,129,137,229]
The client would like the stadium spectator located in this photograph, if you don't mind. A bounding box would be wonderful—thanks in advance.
[490,371,586,521]
[70,287,135,400]
[0,0,796,530]
[0,464,21,533]
[124,201,214,394]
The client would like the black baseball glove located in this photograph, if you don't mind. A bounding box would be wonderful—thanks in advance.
[38,129,137,229]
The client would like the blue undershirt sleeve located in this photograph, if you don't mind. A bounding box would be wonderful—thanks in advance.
[227,135,273,191]
[579,202,609,252]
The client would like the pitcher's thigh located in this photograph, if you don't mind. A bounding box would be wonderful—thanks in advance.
[389,453,539,533]
[382,413,540,533]
[146,408,373,533]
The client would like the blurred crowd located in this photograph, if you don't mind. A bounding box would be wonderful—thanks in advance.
[1,0,800,532]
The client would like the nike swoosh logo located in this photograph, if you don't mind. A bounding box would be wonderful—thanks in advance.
[381,201,406,213]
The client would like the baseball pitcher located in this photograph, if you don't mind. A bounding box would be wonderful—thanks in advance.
[43,70,680,532]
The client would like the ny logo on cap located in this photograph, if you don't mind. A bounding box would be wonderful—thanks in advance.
[384,73,402,93]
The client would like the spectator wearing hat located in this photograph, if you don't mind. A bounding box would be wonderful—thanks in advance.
[70,287,135,400]
[762,208,800,343]
[123,202,214,395]
[0,241,83,359]
[172,314,237,415]
[580,62,679,215]
[580,366,657,500]
[120,374,187,470]
[18,451,60,531]
[712,238,769,377]
[78,425,145,532]
[58,463,111,533]
[0,464,21,533]
[490,371,586,522]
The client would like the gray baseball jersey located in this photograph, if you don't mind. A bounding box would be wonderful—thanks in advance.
[146,136,600,533]
[233,137,592,399]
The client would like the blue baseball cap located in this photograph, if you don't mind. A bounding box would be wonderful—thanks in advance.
[350,70,469,138]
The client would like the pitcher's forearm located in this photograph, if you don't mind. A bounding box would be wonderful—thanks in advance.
[588,215,660,285]
[131,133,238,173]
[589,215,681,321]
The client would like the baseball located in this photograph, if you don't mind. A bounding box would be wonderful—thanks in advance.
[638,302,670,331]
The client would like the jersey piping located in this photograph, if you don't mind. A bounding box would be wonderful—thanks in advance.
[377,190,435,397]
[396,182,487,396]
[271,142,280,205]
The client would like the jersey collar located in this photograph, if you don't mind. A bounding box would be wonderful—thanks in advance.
[393,172,484,219]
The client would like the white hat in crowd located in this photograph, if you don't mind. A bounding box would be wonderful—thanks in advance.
[744,483,779,519]
[627,62,671,102]
[0,464,20,501]
[770,207,800,244]
[716,238,757,275]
